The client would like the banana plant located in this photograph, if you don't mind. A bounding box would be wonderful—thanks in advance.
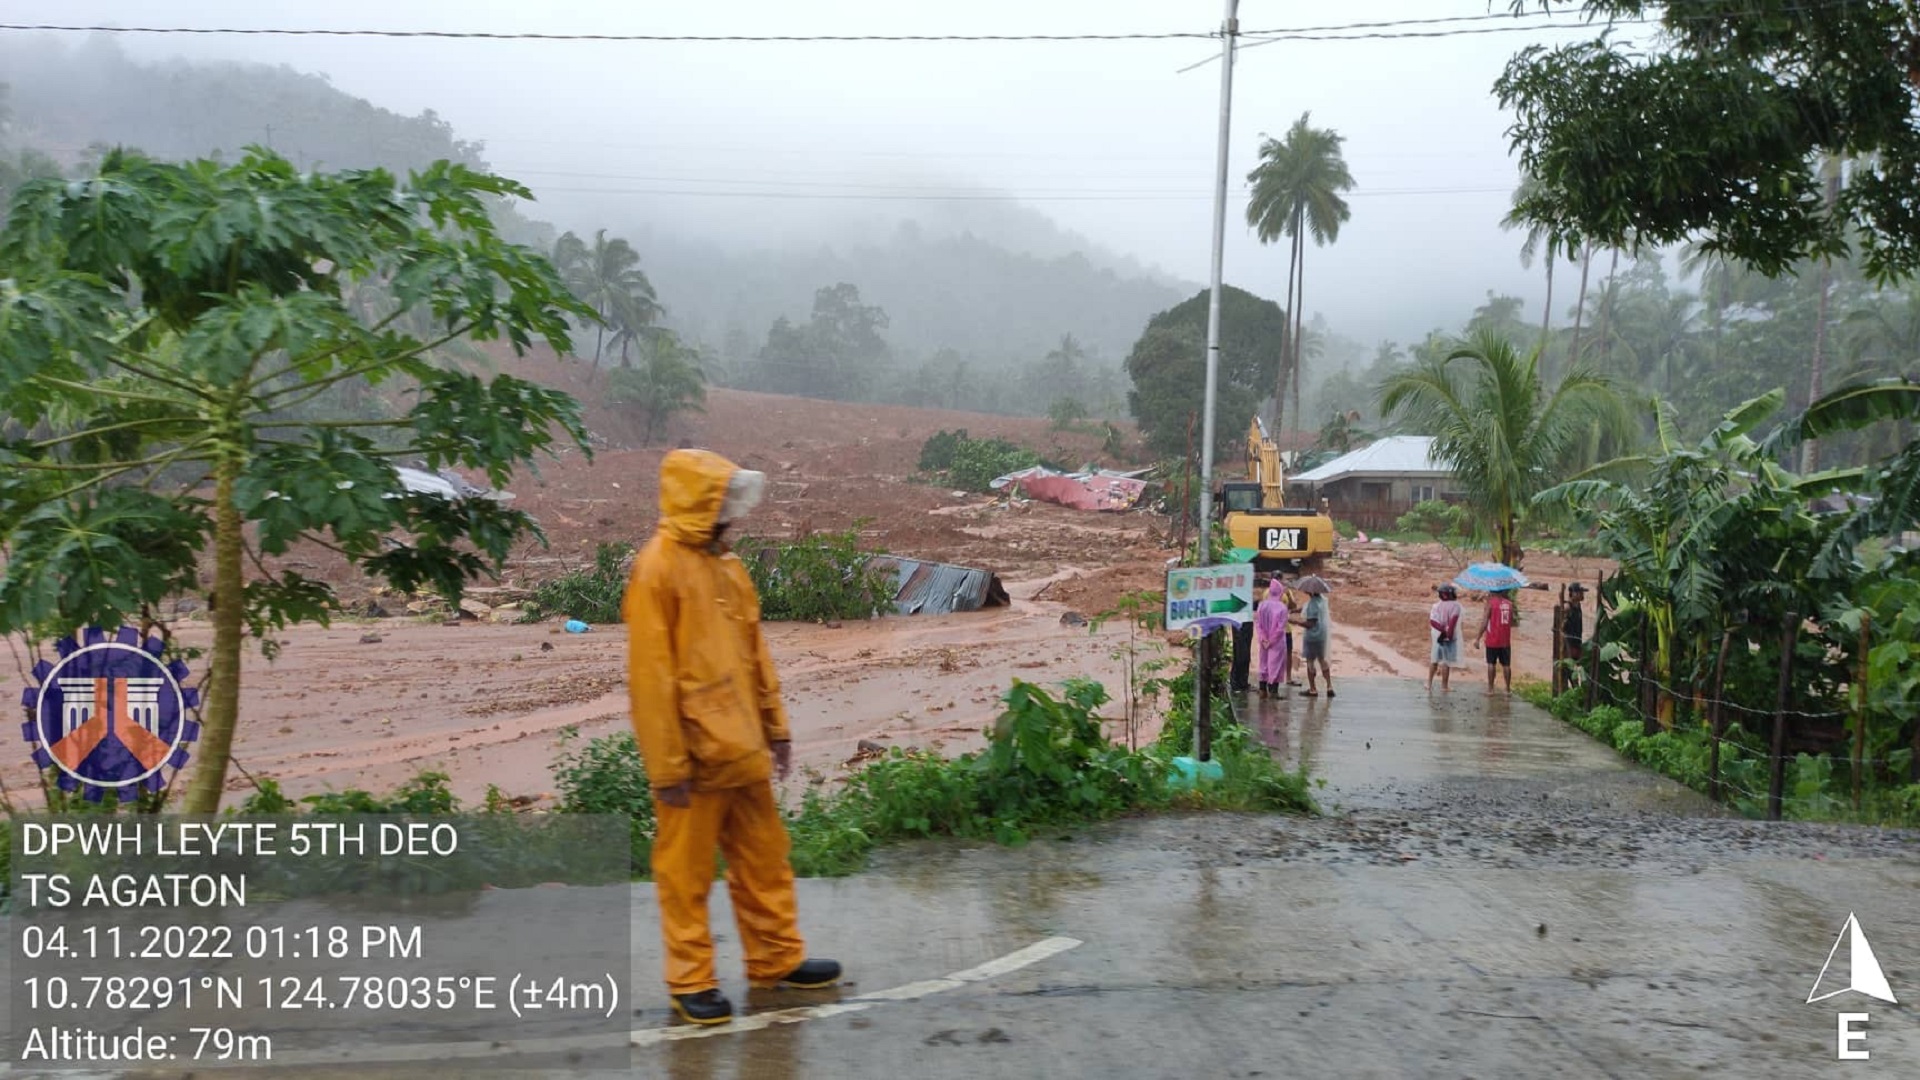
[1537,390,1848,726]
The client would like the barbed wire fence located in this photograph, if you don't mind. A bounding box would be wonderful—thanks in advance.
[1546,573,1918,823]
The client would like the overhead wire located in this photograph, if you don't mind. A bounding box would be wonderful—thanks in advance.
[524,184,1512,202]
[0,10,1669,44]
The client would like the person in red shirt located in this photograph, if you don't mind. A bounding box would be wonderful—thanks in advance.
[1474,588,1517,694]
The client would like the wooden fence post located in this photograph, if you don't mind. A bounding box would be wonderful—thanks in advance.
[1551,588,1566,696]
[1639,615,1656,736]
[1708,628,1734,804]
[1586,572,1604,711]
[1768,613,1800,822]
[1853,614,1871,813]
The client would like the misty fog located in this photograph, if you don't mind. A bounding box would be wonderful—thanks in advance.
[0,0,1673,354]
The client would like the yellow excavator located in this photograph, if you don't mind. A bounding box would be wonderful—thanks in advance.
[1215,417,1336,571]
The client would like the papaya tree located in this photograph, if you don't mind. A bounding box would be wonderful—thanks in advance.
[0,149,591,812]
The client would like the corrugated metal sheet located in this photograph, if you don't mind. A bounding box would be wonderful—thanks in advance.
[869,556,1010,616]
[1291,436,1451,483]
[988,466,1151,511]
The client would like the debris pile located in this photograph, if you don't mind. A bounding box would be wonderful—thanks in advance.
[988,466,1152,511]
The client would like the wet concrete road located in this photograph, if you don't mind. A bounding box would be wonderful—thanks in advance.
[616,679,1918,1079]
[27,679,1920,1078]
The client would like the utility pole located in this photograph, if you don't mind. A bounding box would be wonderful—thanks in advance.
[1192,0,1239,763]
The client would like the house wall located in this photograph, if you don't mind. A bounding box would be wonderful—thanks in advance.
[1307,474,1463,532]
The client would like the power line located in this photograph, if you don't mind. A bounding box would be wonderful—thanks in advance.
[0,2,1858,47]
[527,183,1510,202]
[0,23,1217,42]
[502,167,1517,193]
[0,11,1652,45]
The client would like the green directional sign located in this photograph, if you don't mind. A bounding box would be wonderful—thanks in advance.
[1165,563,1255,631]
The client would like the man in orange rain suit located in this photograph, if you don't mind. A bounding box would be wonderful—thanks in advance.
[624,448,842,1026]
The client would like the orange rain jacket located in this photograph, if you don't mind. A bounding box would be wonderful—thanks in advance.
[624,450,791,792]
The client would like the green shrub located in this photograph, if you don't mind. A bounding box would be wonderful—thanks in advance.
[1048,397,1089,430]
[785,785,875,877]
[1395,499,1469,546]
[531,668,1316,882]
[1200,719,1318,812]
[525,541,633,624]
[742,527,896,622]
[919,430,1042,492]
[1537,691,1916,825]
[552,729,656,871]
[918,429,969,473]
[1875,784,1920,827]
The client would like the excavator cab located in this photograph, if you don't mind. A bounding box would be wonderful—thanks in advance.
[1217,481,1264,517]
[1215,417,1337,571]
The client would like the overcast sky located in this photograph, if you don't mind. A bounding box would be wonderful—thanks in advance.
[6,0,1661,348]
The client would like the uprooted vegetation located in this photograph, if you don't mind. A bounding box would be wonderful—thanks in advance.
[740,527,898,623]
[918,429,1044,492]
[522,529,894,626]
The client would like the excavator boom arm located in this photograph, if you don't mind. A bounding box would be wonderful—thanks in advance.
[1247,417,1284,508]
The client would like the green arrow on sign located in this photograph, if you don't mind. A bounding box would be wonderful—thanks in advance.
[1208,595,1249,614]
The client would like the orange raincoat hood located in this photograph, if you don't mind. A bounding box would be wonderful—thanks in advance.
[657,449,736,546]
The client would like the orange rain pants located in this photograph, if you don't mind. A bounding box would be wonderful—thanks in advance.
[652,780,808,994]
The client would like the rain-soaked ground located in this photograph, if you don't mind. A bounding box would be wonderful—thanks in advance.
[26,678,1920,1079]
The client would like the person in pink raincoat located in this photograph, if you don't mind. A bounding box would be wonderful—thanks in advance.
[1253,579,1291,698]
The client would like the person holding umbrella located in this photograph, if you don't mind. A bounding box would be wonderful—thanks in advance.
[1294,574,1334,698]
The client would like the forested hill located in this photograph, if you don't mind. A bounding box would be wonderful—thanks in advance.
[0,34,1188,371]
[0,35,484,175]
[643,223,1187,365]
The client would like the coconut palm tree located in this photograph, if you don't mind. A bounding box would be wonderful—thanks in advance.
[1567,242,1594,365]
[1502,177,1560,353]
[1378,330,1634,568]
[1246,111,1354,438]
[551,229,659,369]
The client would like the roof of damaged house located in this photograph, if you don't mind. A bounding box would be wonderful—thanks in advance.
[989,466,1152,511]
[1290,436,1452,484]
[869,556,1010,616]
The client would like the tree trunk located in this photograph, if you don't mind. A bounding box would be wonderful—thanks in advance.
[1569,244,1592,364]
[1596,246,1620,364]
[1277,217,1300,435]
[1802,262,1834,473]
[1293,245,1306,439]
[1802,161,1844,473]
[180,459,245,814]
[1539,254,1554,355]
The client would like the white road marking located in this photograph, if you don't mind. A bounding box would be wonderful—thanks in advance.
[0,937,1083,1075]
[629,935,1083,1047]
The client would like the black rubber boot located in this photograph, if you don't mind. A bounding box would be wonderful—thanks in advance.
[775,959,843,989]
[671,989,733,1025]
